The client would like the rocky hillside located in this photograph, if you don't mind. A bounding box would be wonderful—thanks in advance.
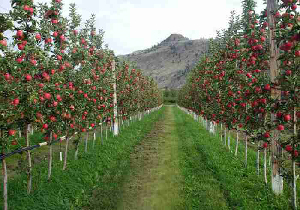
[119,34,209,89]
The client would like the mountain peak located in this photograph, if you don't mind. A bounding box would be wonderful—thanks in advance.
[163,34,189,43]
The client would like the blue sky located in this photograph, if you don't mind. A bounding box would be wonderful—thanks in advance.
[1,0,266,55]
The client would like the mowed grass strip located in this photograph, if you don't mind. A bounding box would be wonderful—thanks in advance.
[174,106,291,210]
[117,106,184,210]
[0,107,164,210]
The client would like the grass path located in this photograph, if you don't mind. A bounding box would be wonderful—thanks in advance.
[116,106,291,210]
[117,105,184,210]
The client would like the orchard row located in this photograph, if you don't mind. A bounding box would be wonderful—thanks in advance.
[178,0,299,209]
[0,0,162,209]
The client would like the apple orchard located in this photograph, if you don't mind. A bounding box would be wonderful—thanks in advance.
[0,0,162,209]
[1,0,300,209]
[179,0,299,209]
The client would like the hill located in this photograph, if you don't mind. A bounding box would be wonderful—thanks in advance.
[119,34,209,89]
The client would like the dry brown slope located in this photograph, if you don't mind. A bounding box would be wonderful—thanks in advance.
[119,34,209,89]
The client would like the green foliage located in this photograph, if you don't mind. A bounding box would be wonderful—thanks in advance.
[163,89,178,104]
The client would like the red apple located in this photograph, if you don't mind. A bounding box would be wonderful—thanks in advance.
[12,98,20,106]
[50,116,56,122]
[60,35,65,41]
[36,112,43,119]
[0,39,7,47]
[263,142,268,148]
[43,124,49,129]
[25,74,32,81]
[277,125,284,131]
[286,145,292,152]
[284,114,291,122]
[16,57,22,63]
[261,98,267,104]
[4,73,11,81]
[44,93,52,100]
[56,94,62,101]
[286,70,292,75]
[51,19,58,24]
[23,5,29,11]
[18,44,25,50]
[276,112,282,118]
[16,30,23,37]
[264,132,270,138]
[8,129,16,136]
[35,33,41,41]
[264,84,271,91]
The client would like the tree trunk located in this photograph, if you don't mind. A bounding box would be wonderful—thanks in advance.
[85,131,89,153]
[48,132,53,181]
[267,0,283,195]
[112,60,119,136]
[74,141,79,160]
[264,147,268,184]
[220,124,223,142]
[93,130,96,149]
[101,124,103,145]
[257,141,260,175]
[63,136,70,170]
[245,136,248,168]
[1,129,8,210]
[235,132,239,156]
[2,157,7,210]
[224,127,227,146]
[106,125,108,140]
[26,124,32,194]
[228,131,231,151]
[271,140,283,194]
[292,108,297,209]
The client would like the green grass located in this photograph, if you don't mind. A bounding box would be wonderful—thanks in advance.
[2,106,295,210]
[0,107,164,210]
[117,105,184,210]
[173,106,292,210]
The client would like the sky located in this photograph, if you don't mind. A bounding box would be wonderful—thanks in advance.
[0,0,265,55]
